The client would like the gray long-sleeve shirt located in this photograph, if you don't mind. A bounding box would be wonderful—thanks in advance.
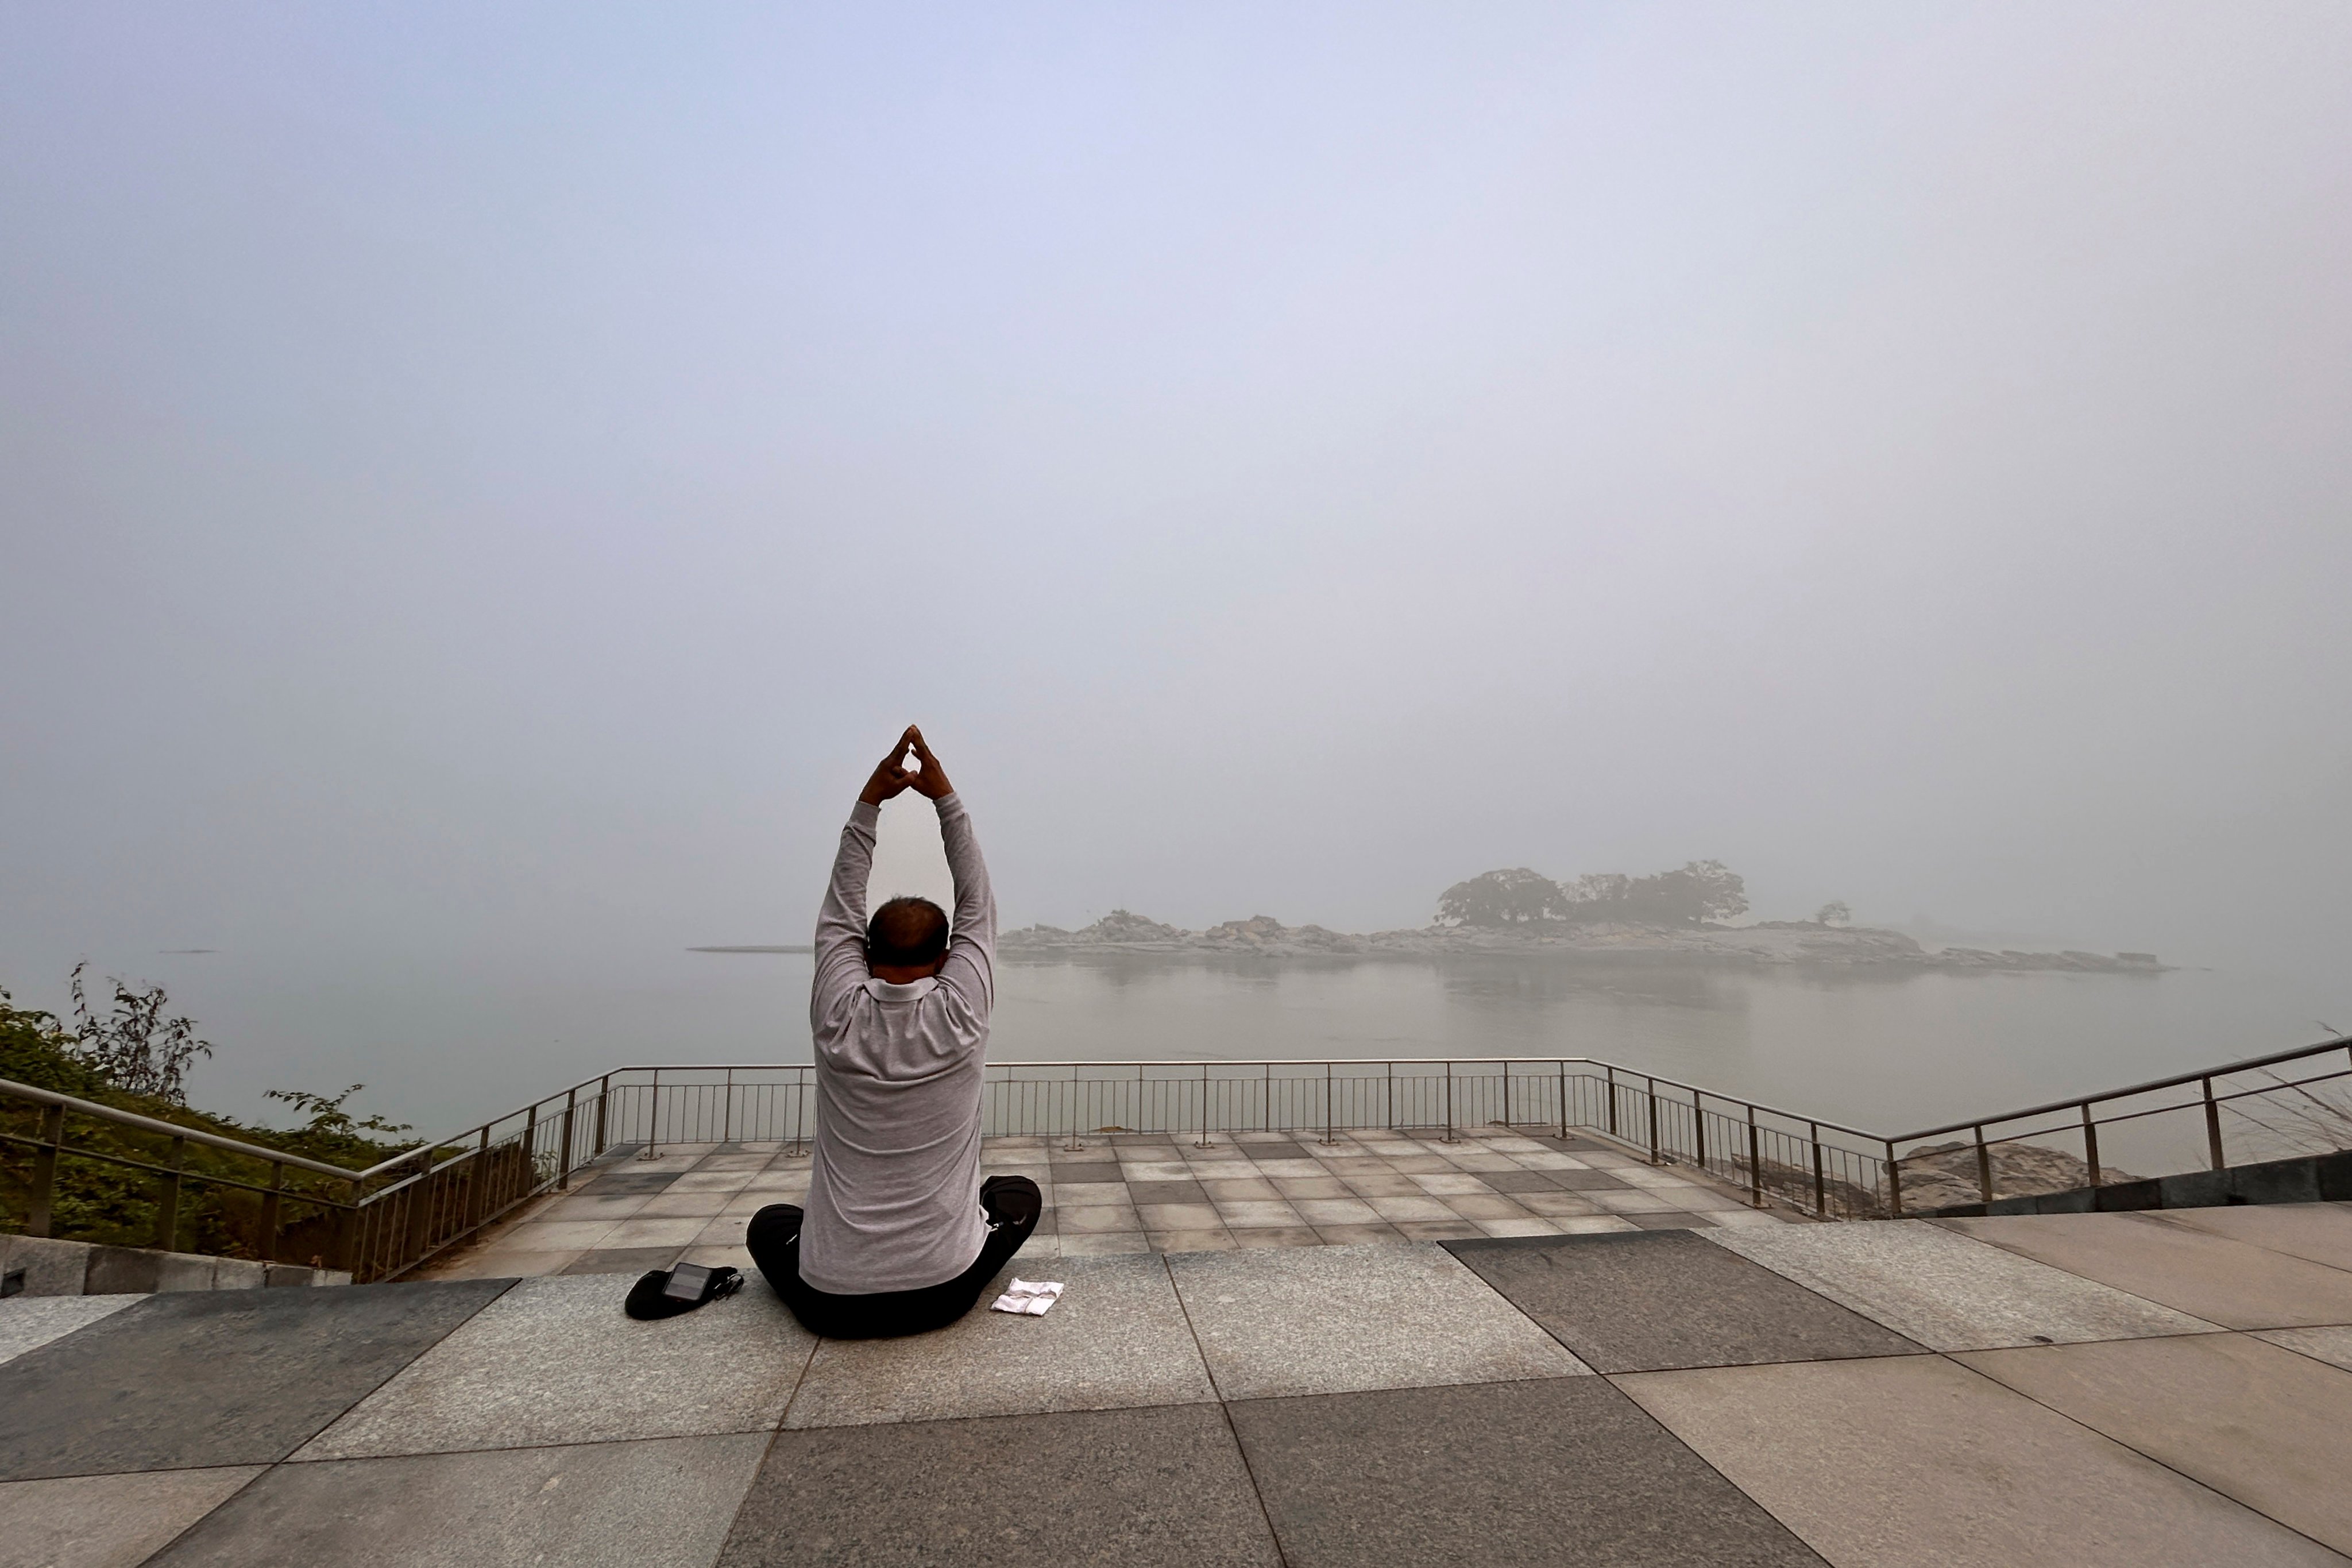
[800,791,995,1295]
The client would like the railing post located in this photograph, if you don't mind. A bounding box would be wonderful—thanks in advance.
[1883,1139,1901,1218]
[259,1161,284,1263]
[643,1070,662,1160]
[154,1135,187,1251]
[1973,1125,1994,1203]
[1605,1065,1618,1137]
[593,1075,610,1157]
[559,1088,579,1190]
[1692,1092,1708,1171]
[1558,1061,1568,1139]
[27,1103,64,1238]
[2203,1077,2225,1170]
[1196,1063,1213,1149]
[1645,1079,1660,1164]
[1502,1063,1512,1131]
[523,1103,540,1199]
[1810,1121,1828,1214]
[1265,1061,1273,1134]
[466,1126,491,1229]
[1443,1059,1456,1144]
[1324,1061,1335,1146]
[723,1067,736,1145]
[1746,1106,1763,1207]
[333,1178,361,1273]
[1066,1065,1084,1152]
[2081,1103,2101,1187]
[1385,1060,1395,1131]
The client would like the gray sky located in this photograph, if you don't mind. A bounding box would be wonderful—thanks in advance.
[6,1,2350,1005]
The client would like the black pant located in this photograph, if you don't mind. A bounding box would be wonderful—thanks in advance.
[747,1175,1042,1339]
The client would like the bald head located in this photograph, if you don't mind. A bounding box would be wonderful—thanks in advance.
[867,895,949,971]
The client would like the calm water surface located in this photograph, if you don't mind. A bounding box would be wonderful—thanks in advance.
[126,945,2350,1142]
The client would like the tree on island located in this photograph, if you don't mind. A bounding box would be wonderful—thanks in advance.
[1436,860,1748,928]
[1814,901,1851,926]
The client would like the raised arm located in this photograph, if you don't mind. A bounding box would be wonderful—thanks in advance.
[812,732,918,1014]
[907,729,995,1015]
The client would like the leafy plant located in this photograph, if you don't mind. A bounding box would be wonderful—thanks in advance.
[65,961,212,1104]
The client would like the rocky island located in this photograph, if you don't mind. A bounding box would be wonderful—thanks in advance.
[1002,863,2165,972]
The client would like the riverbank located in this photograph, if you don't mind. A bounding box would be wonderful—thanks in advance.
[1001,912,2166,973]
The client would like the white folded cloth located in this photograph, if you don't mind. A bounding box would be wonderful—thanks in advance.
[989,1278,1066,1316]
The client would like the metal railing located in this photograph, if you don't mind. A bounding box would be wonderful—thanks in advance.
[10,1033,2349,1280]
[1880,1033,2352,1211]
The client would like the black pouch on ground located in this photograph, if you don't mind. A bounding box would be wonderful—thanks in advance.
[624,1262,744,1320]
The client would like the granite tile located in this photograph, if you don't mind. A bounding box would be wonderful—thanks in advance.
[1623,1351,2341,1568]
[1708,1219,2219,1350]
[725,1403,1279,1567]
[1449,1230,1924,1372]
[1125,1179,1209,1204]
[2254,1324,2352,1373]
[1234,1226,1326,1248]
[0,1466,263,1568]
[1940,1212,2352,1329]
[1059,1232,1152,1256]
[2148,1204,2352,1275]
[299,1274,813,1457]
[1230,1376,1825,1567]
[1169,1242,1588,1399]
[559,1246,683,1275]
[0,1280,510,1480]
[1199,1176,1281,1202]
[784,1254,1212,1427]
[0,1294,141,1368]
[1960,1333,2352,1554]
[1149,1228,1239,1253]
[151,1435,766,1568]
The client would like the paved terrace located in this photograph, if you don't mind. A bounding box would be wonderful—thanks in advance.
[7,1203,2352,1565]
[422,1125,1787,1281]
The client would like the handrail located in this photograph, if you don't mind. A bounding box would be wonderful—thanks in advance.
[0,1075,364,1180]
[1884,1033,2352,1142]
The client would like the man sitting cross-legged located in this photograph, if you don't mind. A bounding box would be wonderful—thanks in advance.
[746,726,1041,1337]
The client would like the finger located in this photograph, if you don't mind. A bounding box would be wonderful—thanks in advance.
[908,727,934,760]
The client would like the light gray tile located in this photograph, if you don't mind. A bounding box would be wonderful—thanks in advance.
[1549,1215,1642,1234]
[2255,1324,2352,1373]
[2146,1206,2352,1274]
[1516,1191,1604,1218]
[1586,1190,1689,1214]
[1474,1218,1565,1238]
[1215,1201,1303,1229]
[298,1274,813,1458]
[1293,1197,1382,1226]
[1199,1176,1280,1202]
[784,1255,1214,1428]
[534,1193,650,1223]
[423,1248,581,1281]
[1051,1181,1129,1206]
[632,1192,734,1219]
[1959,1333,2352,1555]
[1060,1232,1152,1256]
[1365,1195,1459,1222]
[600,1217,709,1248]
[1150,1229,1239,1253]
[1169,1243,1589,1400]
[1408,1172,1495,1196]
[1622,1352,2343,1568]
[0,1466,262,1568]
[1057,1204,1142,1234]
[1707,1220,2219,1351]
[1269,1175,1350,1200]
[500,1219,620,1250]
[1941,1213,2352,1330]
[667,1169,757,1193]
[0,1295,141,1368]
[1233,1226,1325,1248]
[1443,1195,1531,1222]
[150,1435,766,1568]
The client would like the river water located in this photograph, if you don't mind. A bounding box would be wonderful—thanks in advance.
[114,944,2351,1146]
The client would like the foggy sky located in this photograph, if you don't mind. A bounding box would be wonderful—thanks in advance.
[6,1,2350,1014]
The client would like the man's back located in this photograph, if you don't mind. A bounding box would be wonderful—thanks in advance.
[802,783,996,1294]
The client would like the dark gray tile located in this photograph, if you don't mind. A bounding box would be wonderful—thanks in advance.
[1229,1376,1826,1567]
[1481,1169,1562,1194]
[1552,1169,1633,1191]
[0,1280,511,1481]
[559,1246,683,1275]
[1126,1179,1210,1204]
[1445,1230,1925,1373]
[577,1170,679,1195]
[1110,1133,1176,1147]
[1629,1211,1714,1229]
[1049,1162,1123,1184]
[147,1435,766,1567]
[721,1404,1280,1566]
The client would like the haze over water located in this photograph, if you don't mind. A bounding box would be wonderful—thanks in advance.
[5,7,2348,1142]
